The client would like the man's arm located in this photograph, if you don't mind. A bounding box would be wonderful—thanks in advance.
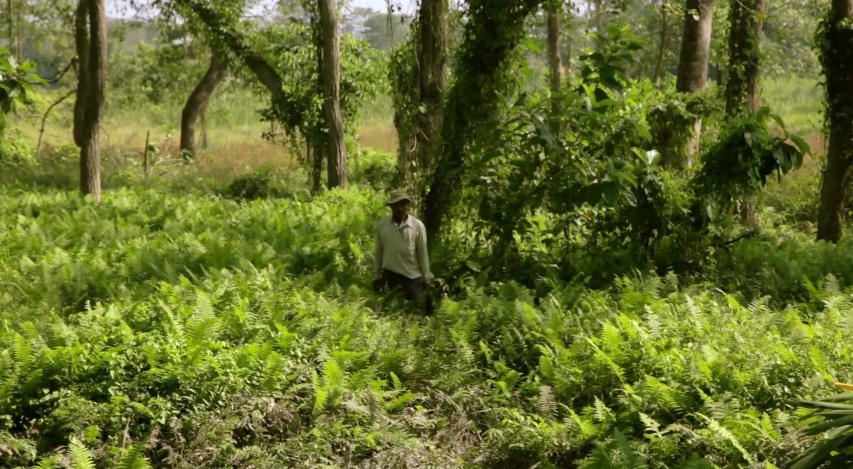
[416,223,434,282]
[373,225,383,279]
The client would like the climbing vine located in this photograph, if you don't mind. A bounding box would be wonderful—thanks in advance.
[253,17,387,190]
[388,38,418,188]
[422,0,544,242]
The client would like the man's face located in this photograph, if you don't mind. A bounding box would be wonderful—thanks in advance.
[390,200,409,219]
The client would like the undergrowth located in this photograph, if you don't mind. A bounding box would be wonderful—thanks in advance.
[0,187,852,467]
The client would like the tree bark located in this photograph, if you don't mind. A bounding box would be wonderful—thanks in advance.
[652,0,669,83]
[547,2,563,119]
[181,52,227,159]
[180,0,283,99]
[317,0,347,189]
[74,0,106,202]
[725,0,765,226]
[412,0,448,194]
[673,0,714,167]
[423,0,542,243]
[724,0,765,116]
[816,0,853,242]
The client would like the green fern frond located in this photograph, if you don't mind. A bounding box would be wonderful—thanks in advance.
[31,455,61,469]
[695,412,755,465]
[67,437,96,469]
[117,440,152,469]
[537,385,557,419]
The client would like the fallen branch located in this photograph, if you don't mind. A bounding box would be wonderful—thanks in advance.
[716,229,760,248]
[36,88,76,157]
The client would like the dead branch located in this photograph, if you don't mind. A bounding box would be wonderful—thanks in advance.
[36,88,76,157]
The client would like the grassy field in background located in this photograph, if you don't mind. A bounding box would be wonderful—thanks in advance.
[6,77,821,179]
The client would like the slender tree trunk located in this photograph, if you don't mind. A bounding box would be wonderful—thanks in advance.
[652,1,669,83]
[725,0,765,226]
[318,0,347,189]
[673,0,714,167]
[181,52,227,159]
[423,0,542,243]
[74,0,106,202]
[413,0,448,198]
[547,2,563,119]
[816,0,853,242]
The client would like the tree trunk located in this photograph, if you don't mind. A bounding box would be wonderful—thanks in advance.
[423,0,542,243]
[652,0,669,83]
[547,2,563,119]
[724,0,764,116]
[180,0,283,99]
[317,0,347,189]
[725,0,765,226]
[74,0,106,202]
[816,0,853,242]
[413,0,448,196]
[181,52,227,159]
[673,0,714,167]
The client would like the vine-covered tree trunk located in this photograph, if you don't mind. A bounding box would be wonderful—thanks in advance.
[724,0,764,116]
[547,1,562,119]
[413,0,448,192]
[318,0,347,189]
[181,52,227,159]
[423,0,543,243]
[816,0,853,242]
[725,0,765,226]
[73,0,106,202]
[672,0,714,168]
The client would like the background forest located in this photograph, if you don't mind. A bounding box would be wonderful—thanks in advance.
[3,0,853,467]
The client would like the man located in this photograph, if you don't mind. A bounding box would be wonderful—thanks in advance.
[372,189,434,314]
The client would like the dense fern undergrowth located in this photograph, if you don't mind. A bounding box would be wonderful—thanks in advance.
[3,186,853,468]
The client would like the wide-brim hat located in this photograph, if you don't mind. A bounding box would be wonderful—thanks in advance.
[385,189,411,206]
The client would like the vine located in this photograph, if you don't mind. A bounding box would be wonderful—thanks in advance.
[254,15,387,191]
[388,38,418,189]
[647,87,720,169]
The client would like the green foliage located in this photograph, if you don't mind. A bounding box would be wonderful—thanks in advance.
[255,21,388,166]
[692,106,811,218]
[1,187,853,467]
[0,49,44,137]
[790,389,853,468]
[223,164,311,201]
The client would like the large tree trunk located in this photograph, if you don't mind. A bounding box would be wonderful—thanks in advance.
[423,0,542,243]
[73,0,106,202]
[672,0,714,168]
[317,0,347,189]
[547,2,563,119]
[724,0,764,116]
[181,52,227,159]
[725,0,765,226]
[816,0,853,242]
[412,0,448,196]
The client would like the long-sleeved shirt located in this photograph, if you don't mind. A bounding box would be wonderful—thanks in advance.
[373,215,434,282]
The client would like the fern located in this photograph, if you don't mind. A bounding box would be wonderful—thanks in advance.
[67,438,96,469]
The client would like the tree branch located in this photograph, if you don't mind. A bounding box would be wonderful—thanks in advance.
[178,0,284,99]
[36,88,76,157]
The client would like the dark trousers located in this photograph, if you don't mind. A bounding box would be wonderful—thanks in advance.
[376,269,432,315]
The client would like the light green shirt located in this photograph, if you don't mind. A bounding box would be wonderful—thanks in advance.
[373,214,433,282]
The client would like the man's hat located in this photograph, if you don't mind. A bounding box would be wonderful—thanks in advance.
[385,189,411,206]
